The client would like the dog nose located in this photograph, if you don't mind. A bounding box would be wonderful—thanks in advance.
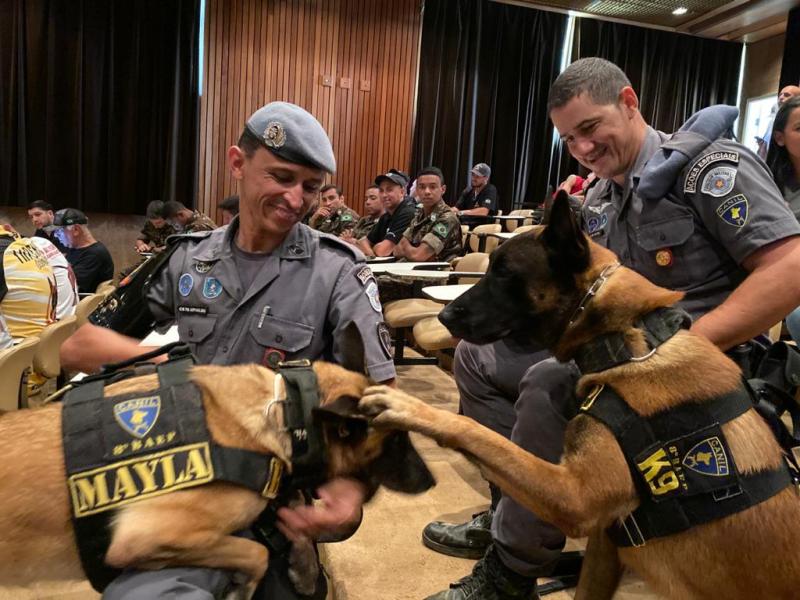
[438,304,465,330]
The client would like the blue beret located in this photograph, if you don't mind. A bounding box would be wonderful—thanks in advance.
[245,102,336,174]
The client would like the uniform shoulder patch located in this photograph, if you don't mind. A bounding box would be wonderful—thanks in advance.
[716,194,748,228]
[355,265,374,286]
[684,150,739,194]
[700,166,737,198]
[433,221,451,238]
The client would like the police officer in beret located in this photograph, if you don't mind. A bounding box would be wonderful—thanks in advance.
[423,58,800,600]
[393,166,463,262]
[308,184,360,236]
[61,101,396,599]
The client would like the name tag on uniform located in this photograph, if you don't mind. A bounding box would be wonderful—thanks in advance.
[177,305,208,316]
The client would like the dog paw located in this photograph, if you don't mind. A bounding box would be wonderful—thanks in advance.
[359,385,424,427]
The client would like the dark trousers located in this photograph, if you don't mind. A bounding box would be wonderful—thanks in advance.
[453,340,579,578]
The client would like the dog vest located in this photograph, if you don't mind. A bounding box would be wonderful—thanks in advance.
[574,308,795,547]
[61,346,287,591]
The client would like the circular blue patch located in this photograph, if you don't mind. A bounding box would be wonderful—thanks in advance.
[202,277,223,299]
[178,273,194,297]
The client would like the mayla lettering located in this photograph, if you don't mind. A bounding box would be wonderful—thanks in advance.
[68,443,214,518]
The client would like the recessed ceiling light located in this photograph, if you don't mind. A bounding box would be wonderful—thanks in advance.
[673,7,688,15]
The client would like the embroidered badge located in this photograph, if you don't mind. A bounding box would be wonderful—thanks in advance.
[433,222,449,238]
[114,396,161,439]
[178,273,194,297]
[684,151,739,193]
[700,166,737,198]
[365,281,382,313]
[585,201,611,215]
[586,213,608,235]
[194,261,213,274]
[263,121,286,149]
[202,277,223,299]
[341,213,354,222]
[377,322,393,358]
[682,437,729,477]
[355,266,374,286]
[655,249,673,267]
[716,194,748,228]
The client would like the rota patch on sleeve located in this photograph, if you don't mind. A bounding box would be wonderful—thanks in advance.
[365,280,382,313]
[355,266,374,286]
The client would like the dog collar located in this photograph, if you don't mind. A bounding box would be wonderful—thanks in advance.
[574,307,692,374]
[567,262,621,326]
[274,360,330,492]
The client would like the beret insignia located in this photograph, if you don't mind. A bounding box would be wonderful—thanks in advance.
[263,121,287,149]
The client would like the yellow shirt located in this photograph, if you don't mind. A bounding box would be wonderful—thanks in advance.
[0,231,56,340]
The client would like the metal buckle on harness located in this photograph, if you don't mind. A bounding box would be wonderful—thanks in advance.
[619,513,646,547]
[712,484,743,502]
[277,359,312,369]
[261,457,284,500]
[580,384,604,412]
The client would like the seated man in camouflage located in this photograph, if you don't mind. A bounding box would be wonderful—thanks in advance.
[394,166,462,262]
[135,200,176,253]
[162,200,217,234]
[308,184,359,236]
[342,185,384,245]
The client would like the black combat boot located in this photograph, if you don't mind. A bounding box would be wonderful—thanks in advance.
[422,509,493,559]
[424,545,540,600]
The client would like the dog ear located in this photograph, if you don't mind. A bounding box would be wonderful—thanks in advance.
[367,431,436,494]
[314,395,368,421]
[338,322,366,375]
[541,190,590,274]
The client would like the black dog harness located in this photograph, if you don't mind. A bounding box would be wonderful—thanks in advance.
[61,346,327,591]
[573,305,795,548]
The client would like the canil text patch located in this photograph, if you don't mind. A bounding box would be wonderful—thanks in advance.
[68,442,214,518]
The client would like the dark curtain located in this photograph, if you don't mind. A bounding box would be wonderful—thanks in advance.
[553,17,742,183]
[0,0,200,214]
[411,0,568,211]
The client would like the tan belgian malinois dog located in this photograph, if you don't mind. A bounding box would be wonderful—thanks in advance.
[0,328,433,595]
[360,193,800,599]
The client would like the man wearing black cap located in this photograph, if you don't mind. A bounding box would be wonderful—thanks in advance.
[452,162,499,226]
[61,101,396,600]
[53,208,114,294]
[356,169,416,257]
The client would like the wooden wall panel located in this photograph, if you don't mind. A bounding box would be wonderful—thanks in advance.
[198,0,422,221]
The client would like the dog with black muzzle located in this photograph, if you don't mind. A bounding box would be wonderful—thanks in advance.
[0,326,434,598]
[360,192,800,599]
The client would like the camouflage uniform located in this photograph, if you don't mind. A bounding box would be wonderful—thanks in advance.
[309,206,360,236]
[137,221,176,250]
[402,200,463,261]
[352,215,380,240]
[184,211,217,234]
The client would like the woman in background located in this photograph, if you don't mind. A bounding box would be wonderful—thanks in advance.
[767,95,800,340]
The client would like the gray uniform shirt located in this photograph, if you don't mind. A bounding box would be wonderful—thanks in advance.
[583,127,800,319]
[146,220,396,382]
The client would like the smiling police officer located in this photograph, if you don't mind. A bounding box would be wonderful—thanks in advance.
[423,58,800,600]
[61,101,396,599]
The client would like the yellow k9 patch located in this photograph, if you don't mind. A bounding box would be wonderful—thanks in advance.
[636,446,687,499]
[68,442,214,518]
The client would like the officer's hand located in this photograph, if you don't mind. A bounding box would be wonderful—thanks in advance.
[134,240,150,252]
[339,230,355,243]
[315,206,332,219]
[276,478,366,541]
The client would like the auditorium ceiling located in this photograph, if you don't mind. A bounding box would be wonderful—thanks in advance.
[500,0,799,42]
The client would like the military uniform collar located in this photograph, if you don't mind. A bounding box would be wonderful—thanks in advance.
[192,218,312,262]
[629,128,668,192]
